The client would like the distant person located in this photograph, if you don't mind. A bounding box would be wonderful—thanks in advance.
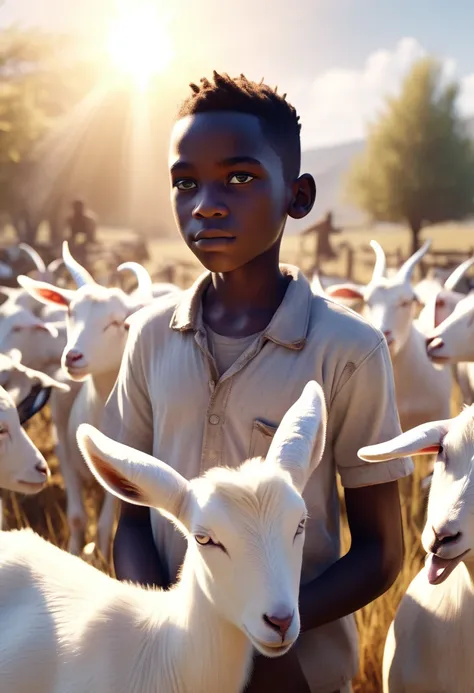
[66,199,97,261]
[316,211,340,261]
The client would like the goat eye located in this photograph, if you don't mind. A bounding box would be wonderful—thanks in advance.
[0,424,8,439]
[104,320,122,332]
[195,534,213,546]
[194,534,227,553]
[295,518,307,536]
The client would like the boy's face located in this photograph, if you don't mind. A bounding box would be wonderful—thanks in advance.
[169,111,314,273]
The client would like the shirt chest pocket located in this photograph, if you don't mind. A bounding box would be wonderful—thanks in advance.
[249,419,278,459]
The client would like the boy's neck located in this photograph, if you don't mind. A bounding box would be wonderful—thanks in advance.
[202,247,291,337]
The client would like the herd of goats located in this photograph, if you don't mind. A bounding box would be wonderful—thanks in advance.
[0,237,473,691]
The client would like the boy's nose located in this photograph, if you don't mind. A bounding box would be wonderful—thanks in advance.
[192,195,228,219]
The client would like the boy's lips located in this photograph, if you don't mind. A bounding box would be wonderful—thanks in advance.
[192,229,236,250]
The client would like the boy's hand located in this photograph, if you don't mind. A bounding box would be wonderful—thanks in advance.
[245,649,310,693]
[299,481,403,632]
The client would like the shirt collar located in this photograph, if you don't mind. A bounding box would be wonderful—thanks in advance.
[170,264,312,350]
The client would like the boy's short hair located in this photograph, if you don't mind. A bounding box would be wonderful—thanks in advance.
[176,71,301,180]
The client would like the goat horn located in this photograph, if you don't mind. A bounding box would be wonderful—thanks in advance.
[47,258,64,274]
[117,262,153,300]
[369,240,387,284]
[444,256,474,292]
[397,239,432,284]
[0,261,13,279]
[18,243,46,273]
[62,241,95,288]
[310,272,325,296]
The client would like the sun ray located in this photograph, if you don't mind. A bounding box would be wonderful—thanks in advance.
[106,1,173,92]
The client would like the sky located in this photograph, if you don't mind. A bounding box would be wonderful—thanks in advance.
[2,0,474,149]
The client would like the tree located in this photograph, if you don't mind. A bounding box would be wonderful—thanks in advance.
[0,28,95,243]
[347,57,474,257]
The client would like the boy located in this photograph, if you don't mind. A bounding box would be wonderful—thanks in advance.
[101,72,413,693]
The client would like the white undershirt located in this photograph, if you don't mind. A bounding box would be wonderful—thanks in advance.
[205,326,261,377]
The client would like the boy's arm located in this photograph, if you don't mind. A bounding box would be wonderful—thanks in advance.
[113,502,170,588]
[300,337,411,631]
[299,480,402,631]
[101,318,169,587]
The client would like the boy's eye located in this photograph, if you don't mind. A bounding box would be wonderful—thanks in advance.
[228,173,254,185]
[174,179,197,191]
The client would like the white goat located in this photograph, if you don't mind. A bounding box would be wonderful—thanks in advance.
[416,255,474,337]
[0,243,64,320]
[324,241,452,430]
[0,351,70,526]
[16,242,173,557]
[425,288,474,409]
[0,383,50,494]
[358,405,474,692]
[0,380,326,693]
[0,299,81,507]
[0,301,65,367]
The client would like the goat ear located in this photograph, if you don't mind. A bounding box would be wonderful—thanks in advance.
[325,284,365,309]
[266,381,327,493]
[17,275,74,308]
[76,424,190,520]
[326,284,364,301]
[358,419,451,462]
[16,385,52,424]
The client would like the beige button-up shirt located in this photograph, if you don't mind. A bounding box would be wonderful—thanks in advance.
[102,264,413,693]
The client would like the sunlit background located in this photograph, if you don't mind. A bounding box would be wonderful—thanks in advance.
[3,6,474,693]
[1,0,474,233]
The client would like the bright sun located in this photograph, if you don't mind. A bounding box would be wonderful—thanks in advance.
[106,2,173,91]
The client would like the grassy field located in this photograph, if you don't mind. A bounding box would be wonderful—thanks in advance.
[1,221,471,692]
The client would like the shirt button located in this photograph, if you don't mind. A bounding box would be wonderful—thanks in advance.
[209,414,220,425]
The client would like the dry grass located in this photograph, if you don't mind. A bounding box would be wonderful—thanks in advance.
[2,222,471,691]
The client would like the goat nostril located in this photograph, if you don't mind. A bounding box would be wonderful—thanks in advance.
[66,351,83,365]
[263,611,294,639]
[35,461,48,477]
[426,337,444,351]
[439,531,462,546]
[432,527,462,551]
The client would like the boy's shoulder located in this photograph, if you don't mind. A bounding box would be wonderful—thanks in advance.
[308,292,384,362]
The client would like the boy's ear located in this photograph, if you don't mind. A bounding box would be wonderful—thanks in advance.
[288,173,316,220]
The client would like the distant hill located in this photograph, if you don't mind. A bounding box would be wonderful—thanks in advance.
[286,114,474,235]
[285,140,366,235]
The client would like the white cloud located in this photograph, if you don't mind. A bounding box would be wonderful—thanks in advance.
[294,37,474,149]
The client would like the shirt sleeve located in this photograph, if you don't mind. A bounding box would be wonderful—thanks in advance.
[100,320,154,456]
[331,338,414,487]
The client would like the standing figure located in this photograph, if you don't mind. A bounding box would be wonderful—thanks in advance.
[66,199,97,266]
[301,210,341,272]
